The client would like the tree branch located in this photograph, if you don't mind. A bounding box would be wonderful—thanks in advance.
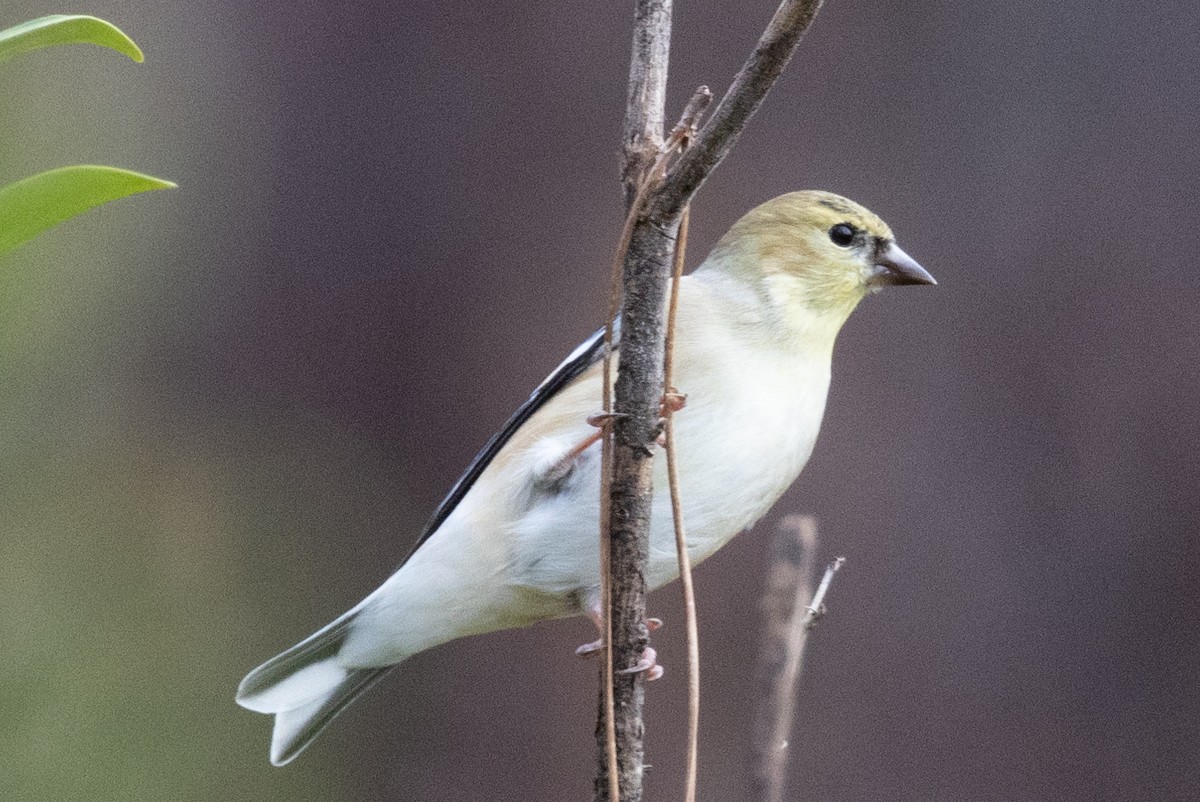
[596,217,677,802]
[653,0,825,219]
[597,6,672,802]
[620,0,673,207]
[751,515,845,802]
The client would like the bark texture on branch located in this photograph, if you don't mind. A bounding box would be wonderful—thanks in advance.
[620,0,672,207]
[596,222,681,802]
[595,4,673,802]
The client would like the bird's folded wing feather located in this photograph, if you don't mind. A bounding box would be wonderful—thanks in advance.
[396,322,617,567]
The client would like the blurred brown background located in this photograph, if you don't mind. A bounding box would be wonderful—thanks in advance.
[2,1,1197,800]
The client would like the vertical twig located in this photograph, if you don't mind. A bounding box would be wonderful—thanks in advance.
[599,173,647,802]
[600,215,677,802]
[596,4,672,802]
[661,204,699,802]
[620,0,672,206]
[600,88,708,802]
[751,515,845,802]
[657,91,707,801]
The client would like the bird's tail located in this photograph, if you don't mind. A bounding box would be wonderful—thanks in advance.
[236,614,394,766]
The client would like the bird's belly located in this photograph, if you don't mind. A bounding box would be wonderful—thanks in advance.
[642,382,825,588]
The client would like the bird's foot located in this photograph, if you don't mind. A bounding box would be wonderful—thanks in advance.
[586,411,628,429]
[575,617,664,680]
[661,392,688,414]
[575,638,604,657]
[536,411,636,488]
[618,646,663,681]
[537,431,602,487]
[656,392,688,445]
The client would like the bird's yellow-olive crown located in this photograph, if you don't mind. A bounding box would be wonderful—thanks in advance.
[702,190,935,318]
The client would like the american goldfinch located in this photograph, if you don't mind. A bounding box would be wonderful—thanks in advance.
[236,190,936,765]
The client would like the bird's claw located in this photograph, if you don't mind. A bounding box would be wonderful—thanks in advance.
[576,616,665,680]
[575,638,604,658]
[586,411,628,429]
[656,392,688,446]
[661,392,687,414]
[617,646,663,681]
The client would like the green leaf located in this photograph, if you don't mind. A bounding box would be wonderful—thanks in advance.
[0,14,144,64]
[0,166,175,254]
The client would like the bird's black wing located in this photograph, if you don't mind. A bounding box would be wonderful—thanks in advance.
[396,323,615,566]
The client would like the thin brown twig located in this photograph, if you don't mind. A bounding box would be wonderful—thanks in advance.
[655,86,708,802]
[661,202,698,802]
[599,421,617,802]
[599,190,639,802]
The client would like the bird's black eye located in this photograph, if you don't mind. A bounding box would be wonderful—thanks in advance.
[829,223,856,247]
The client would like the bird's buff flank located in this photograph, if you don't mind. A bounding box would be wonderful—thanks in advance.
[236,190,936,765]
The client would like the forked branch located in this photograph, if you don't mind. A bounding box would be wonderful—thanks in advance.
[654,0,826,218]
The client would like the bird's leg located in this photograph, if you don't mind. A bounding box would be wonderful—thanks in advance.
[617,646,662,679]
[575,598,664,680]
[538,431,602,486]
[586,411,629,428]
[656,391,688,446]
[661,392,688,413]
[574,599,609,658]
[535,412,627,487]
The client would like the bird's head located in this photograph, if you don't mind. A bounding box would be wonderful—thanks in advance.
[700,190,935,334]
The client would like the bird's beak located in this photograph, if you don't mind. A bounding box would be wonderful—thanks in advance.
[869,242,937,287]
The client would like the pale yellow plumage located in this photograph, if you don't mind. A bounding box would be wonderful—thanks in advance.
[236,190,935,765]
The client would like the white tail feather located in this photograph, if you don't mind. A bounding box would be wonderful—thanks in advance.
[237,657,348,714]
[271,693,338,766]
[237,613,393,765]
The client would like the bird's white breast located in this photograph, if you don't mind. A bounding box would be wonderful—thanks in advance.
[643,310,830,588]
[504,274,835,603]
